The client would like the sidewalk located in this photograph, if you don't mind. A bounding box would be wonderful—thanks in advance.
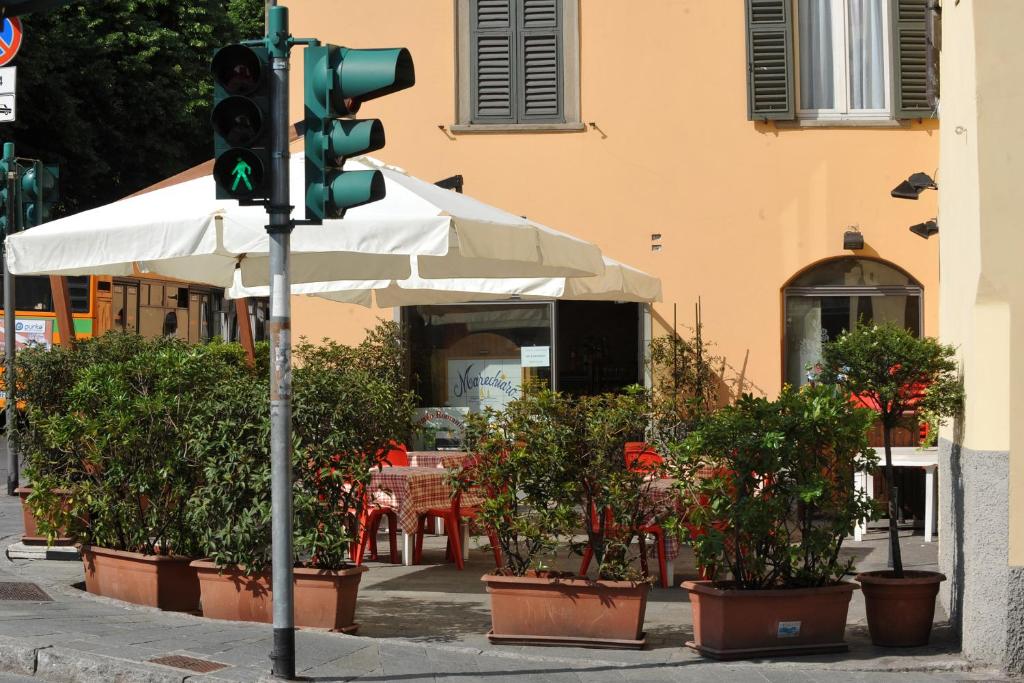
[0,495,1005,682]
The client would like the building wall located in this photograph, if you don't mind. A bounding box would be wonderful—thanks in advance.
[281,0,939,397]
[937,0,1024,672]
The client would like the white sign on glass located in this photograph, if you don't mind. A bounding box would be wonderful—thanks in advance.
[520,345,550,368]
[447,358,522,412]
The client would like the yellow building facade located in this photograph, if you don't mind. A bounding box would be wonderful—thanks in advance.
[937,0,1024,673]
[281,1,938,410]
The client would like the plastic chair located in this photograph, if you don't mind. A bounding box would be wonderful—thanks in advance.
[412,491,502,570]
[354,442,409,564]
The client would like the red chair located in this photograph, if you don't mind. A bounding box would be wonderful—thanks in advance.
[625,441,665,475]
[412,491,502,569]
[354,443,409,564]
[580,443,671,587]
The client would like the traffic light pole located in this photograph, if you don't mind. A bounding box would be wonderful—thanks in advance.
[3,143,17,496]
[264,4,296,680]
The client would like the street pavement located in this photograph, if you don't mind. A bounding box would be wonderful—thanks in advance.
[0,494,1007,682]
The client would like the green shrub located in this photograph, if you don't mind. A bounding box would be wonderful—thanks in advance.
[670,383,878,589]
[21,334,255,556]
[464,385,661,581]
[291,322,416,570]
[817,322,962,577]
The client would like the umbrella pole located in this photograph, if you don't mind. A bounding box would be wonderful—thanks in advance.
[265,4,296,680]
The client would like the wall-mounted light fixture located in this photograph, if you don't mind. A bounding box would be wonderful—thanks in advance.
[843,230,864,250]
[909,219,939,239]
[891,172,938,200]
[434,174,464,193]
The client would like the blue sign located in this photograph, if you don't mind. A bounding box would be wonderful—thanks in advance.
[0,18,23,67]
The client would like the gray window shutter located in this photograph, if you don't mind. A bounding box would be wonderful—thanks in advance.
[471,0,516,123]
[892,0,934,119]
[518,0,562,122]
[745,0,794,121]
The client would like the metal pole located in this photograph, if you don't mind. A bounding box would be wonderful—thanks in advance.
[3,142,16,496]
[265,4,295,679]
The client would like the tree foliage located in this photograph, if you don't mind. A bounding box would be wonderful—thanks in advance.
[671,384,878,589]
[10,0,264,214]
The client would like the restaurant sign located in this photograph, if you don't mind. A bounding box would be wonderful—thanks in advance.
[413,406,469,450]
[447,358,522,412]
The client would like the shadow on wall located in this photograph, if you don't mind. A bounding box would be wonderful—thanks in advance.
[650,306,767,408]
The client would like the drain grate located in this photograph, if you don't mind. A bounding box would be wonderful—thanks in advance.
[148,655,227,673]
[0,582,52,601]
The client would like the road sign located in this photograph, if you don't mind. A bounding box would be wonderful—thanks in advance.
[0,18,23,67]
[0,95,14,123]
[0,67,16,95]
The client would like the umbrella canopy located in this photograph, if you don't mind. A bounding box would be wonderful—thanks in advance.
[226,255,662,307]
[5,154,605,287]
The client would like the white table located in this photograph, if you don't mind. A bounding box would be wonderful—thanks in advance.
[854,447,938,543]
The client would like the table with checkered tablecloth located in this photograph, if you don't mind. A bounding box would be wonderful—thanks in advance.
[406,451,474,469]
[368,465,484,566]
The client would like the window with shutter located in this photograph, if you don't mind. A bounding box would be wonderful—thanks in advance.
[892,0,934,119]
[746,0,795,120]
[468,0,565,125]
[747,0,933,124]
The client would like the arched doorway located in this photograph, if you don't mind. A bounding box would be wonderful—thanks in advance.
[783,257,923,386]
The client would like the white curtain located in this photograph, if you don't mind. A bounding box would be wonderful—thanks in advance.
[847,0,886,109]
[785,297,824,386]
[799,0,834,110]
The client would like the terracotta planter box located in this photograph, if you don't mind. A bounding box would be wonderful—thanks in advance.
[191,561,368,633]
[856,570,945,647]
[682,580,857,659]
[81,545,200,612]
[16,486,73,545]
[482,573,649,649]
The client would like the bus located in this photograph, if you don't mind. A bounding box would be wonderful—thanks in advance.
[0,274,268,346]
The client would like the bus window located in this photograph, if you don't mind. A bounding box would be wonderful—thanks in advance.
[0,275,90,313]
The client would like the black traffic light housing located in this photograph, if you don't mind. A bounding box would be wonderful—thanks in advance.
[212,44,272,201]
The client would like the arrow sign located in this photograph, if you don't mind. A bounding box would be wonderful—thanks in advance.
[0,18,23,67]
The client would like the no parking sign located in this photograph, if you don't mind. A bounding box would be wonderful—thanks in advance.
[0,17,23,67]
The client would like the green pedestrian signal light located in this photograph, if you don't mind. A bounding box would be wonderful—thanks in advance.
[304,44,414,222]
[212,44,271,201]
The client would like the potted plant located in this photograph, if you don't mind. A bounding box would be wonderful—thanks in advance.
[673,383,877,659]
[22,334,252,611]
[189,323,415,632]
[465,385,657,649]
[13,340,81,545]
[818,322,963,647]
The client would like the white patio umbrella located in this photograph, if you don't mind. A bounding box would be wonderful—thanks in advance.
[226,255,662,307]
[4,153,605,286]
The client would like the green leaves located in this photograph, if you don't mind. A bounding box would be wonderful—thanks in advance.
[11,0,265,214]
[670,384,878,589]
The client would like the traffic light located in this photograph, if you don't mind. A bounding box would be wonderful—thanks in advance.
[211,44,272,201]
[21,161,59,228]
[304,44,414,222]
[0,152,11,238]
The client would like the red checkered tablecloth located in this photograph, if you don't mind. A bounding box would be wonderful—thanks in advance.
[407,451,474,469]
[368,466,483,532]
[646,478,683,561]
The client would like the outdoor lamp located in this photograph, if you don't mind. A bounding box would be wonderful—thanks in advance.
[909,219,939,239]
[891,172,938,200]
[843,230,865,250]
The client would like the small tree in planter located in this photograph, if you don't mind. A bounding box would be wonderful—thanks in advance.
[464,385,660,648]
[671,384,877,658]
[188,321,416,632]
[22,334,253,612]
[817,322,963,647]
